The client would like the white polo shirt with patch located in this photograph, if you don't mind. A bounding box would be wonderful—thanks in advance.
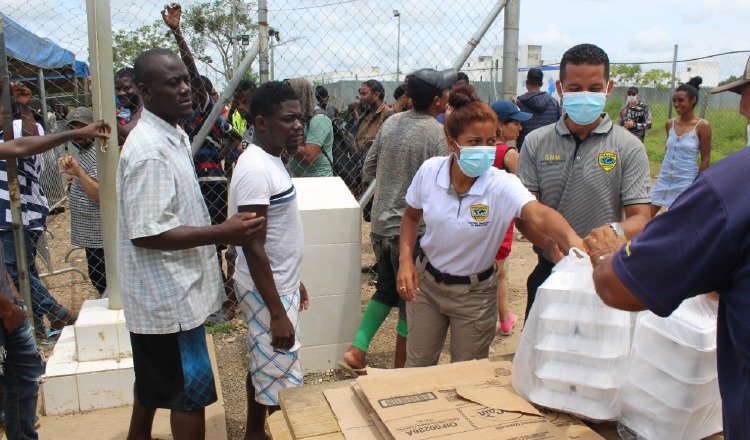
[406,155,536,276]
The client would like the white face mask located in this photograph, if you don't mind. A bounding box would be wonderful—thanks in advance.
[626,95,638,104]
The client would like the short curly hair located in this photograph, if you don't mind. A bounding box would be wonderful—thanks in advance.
[560,43,610,82]
[249,81,299,122]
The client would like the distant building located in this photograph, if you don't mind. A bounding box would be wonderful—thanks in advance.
[677,61,720,87]
[464,45,545,82]
[303,67,398,84]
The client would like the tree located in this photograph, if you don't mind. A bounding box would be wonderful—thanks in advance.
[718,75,740,87]
[113,23,175,71]
[111,1,257,82]
[642,69,672,90]
[610,64,643,85]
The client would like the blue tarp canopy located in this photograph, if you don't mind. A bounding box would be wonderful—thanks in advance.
[1,12,89,94]
[2,12,75,70]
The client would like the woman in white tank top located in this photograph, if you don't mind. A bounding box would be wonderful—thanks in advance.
[650,77,712,217]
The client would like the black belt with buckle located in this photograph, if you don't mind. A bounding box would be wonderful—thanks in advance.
[425,261,495,285]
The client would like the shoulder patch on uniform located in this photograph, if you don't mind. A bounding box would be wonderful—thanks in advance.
[470,204,489,222]
[597,152,618,172]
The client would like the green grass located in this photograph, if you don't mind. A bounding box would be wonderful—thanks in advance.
[604,101,747,176]
[205,321,233,336]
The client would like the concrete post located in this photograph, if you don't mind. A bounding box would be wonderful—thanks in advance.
[258,0,270,84]
[501,0,520,100]
[85,0,121,309]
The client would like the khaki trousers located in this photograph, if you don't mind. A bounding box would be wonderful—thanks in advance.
[405,258,498,368]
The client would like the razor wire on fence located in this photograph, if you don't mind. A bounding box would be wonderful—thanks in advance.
[0,0,748,343]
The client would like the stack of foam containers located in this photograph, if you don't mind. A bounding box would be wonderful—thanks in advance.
[527,283,632,421]
[620,296,722,440]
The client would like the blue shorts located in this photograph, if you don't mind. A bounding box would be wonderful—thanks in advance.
[130,324,217,412]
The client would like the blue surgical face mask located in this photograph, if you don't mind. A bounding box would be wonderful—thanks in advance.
[562,90,607,125]
[454,143,495,177]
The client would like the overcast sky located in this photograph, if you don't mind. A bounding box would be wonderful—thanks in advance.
[4,0,749,87]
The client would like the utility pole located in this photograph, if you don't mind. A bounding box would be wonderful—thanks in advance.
[393,10,401,82]
[258,0,269,83]
[231,0,240,73]
[500,0,520,100]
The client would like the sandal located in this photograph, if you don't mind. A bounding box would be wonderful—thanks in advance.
[337,359,368,378]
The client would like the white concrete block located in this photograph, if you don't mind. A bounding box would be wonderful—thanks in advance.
[49,344,76,365]
[45,360,78,378]
[298,293,361,347]
[75,321,120,362]
[300,208,360,246]
[294,176,361,246]
[42,374,79,415]
[300,243,361,298]
[57,325,76,345]
[78,298,110,313]
[116,316,132,357]
[51,327,77,362]
[119,358,135,406]
[299,342,350,374]
[76,360,123,411]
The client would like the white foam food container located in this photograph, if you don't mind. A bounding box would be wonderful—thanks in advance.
[640,296,718,351]
[620,383,723,440]
[634,320,717,384]
[534,349,629,379]
[627,349,720,411]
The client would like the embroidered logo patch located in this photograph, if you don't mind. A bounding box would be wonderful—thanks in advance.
[598,152,618,172]
[470,204,489,222]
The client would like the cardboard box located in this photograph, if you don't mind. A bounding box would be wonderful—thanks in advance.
[351,360,599,440]
[323,361,603,440]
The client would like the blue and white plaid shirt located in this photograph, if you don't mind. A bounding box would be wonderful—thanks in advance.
[117,109,223,334]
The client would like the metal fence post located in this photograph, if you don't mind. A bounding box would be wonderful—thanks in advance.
[85,0,121,310]
[452,0,510,70]
[37,68,50,133]
[668,44,678,119]
[0,17,34,326]
[191,38,260,156]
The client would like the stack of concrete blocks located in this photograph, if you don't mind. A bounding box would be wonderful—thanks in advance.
[42,298,134,415]
[293,177,361,373]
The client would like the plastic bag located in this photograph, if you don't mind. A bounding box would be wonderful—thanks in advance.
[618,295,722,440]
[512,248,631,421]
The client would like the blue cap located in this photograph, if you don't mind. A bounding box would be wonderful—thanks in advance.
[491,99,532,122]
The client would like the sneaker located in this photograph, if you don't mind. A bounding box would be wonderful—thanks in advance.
[498,313,518,336]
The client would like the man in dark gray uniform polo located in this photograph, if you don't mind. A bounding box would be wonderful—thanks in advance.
[517,43,651,320]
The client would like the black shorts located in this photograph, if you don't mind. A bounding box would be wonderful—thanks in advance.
[130,325,217,412]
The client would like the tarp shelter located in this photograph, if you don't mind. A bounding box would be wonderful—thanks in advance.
[1,12,89,103]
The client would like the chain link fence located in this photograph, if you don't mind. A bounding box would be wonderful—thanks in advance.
[2,1,747,346]
[1,0,513,336]
[603,51,748,170]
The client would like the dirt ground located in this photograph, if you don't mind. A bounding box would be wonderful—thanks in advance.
[39,209,536,438]
[212,225,537,439]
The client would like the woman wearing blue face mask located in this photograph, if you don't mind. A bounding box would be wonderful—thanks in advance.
[396,86,584,367]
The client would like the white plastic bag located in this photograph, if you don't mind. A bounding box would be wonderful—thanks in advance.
[619,295,722,440]
[512,248,631,421]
